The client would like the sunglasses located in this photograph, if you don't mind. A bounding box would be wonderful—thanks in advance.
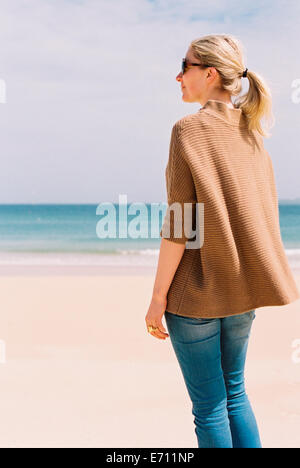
[181,58,212,75]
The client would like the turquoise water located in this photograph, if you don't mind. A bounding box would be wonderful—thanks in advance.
[0,204,164,253]
[0,203,299,268]
[278,204,300,248]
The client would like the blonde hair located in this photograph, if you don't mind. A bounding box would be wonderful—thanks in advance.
[190,34,275,137]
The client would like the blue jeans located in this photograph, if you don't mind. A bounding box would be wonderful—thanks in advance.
[164,309,262,448]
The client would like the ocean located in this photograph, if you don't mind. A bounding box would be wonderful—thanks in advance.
[0,203,299,271]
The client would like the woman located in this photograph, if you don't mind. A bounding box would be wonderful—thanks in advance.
[145,34,300,448]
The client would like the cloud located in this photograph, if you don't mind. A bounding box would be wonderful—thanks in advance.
[0,0,299,202]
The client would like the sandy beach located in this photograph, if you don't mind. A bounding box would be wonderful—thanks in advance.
[0,266,299,448]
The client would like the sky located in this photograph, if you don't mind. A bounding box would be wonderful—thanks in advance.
[0,0,299,204]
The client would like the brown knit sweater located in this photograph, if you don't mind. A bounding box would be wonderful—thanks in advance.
[160,99,300,318]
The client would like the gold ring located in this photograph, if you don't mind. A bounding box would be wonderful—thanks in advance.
[147,325,158,333]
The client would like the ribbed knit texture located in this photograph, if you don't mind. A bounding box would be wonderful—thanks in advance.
[160,99,300,318]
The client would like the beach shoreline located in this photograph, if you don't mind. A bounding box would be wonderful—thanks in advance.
[0,264,157,276]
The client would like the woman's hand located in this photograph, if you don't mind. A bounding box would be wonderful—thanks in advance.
[145,238,185,340]
[145,294,169,340]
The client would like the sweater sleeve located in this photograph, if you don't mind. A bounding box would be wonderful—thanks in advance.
[160,122,197,244]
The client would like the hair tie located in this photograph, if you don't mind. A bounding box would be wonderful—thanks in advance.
[242,68,248,78]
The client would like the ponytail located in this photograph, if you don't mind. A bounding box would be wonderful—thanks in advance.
[190,34,275,137]
[234,69,275,137]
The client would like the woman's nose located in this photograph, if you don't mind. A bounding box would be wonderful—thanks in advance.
[176,72,183,82]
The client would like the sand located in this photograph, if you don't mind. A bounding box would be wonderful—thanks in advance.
[0,268,299,448]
